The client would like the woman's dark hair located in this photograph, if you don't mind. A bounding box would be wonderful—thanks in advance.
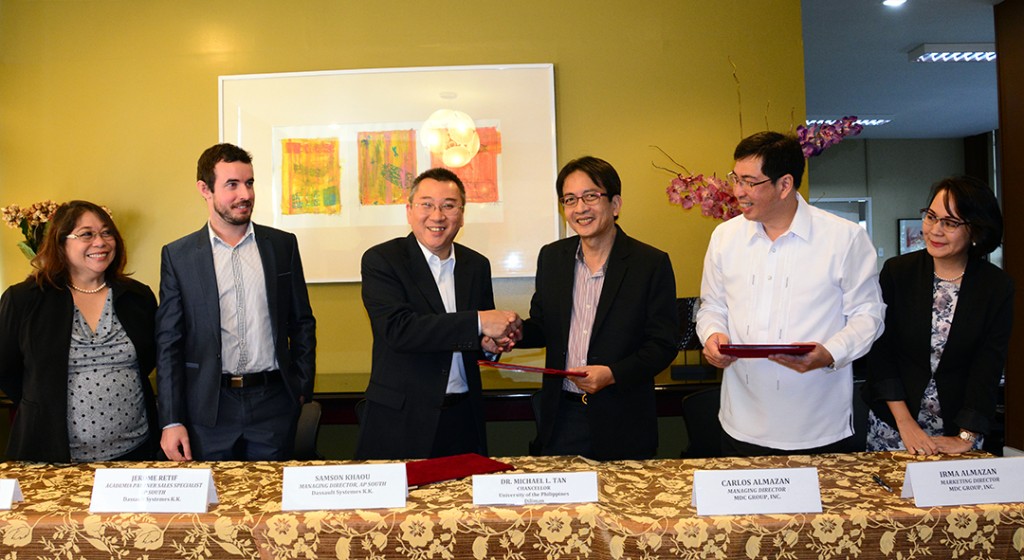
[30,200,130,289]
[927,176,1003,259]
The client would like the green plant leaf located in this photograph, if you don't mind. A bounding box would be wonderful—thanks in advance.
[17,241,36,260]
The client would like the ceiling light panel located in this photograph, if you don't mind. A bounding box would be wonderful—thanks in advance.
[909,43,996,63]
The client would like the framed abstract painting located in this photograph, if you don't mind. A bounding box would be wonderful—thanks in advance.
[898,218,925,254]
[220,64,559,282]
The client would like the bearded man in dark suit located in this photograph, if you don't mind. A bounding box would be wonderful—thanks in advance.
[157,143,316,461]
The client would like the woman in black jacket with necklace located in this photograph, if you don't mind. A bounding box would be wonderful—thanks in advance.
[0,200,158,462]
[864,177,1013,455]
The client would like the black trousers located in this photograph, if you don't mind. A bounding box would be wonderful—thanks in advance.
[429,395,480,457]
[536,396,593,458]
[189,382,299,461]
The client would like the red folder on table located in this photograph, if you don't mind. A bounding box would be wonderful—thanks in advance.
[405,453,515,487]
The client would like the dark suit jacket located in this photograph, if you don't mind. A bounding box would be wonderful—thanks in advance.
[155,224,316,428]
[864,250,1014,436]
[355,234,493,460]
[0,278,159,462]
[519,226,679,460]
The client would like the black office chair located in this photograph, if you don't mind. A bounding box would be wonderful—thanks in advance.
[354,398,367,425]
[673,297,717,381]
[293,401,323,460]
[680,386,724,458]
[528,392,543,456]
[847,378,869,452]
[678,297,702,351]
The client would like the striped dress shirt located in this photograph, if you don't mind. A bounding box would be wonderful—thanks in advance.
[563,243,606,393]
[208,223,278,375]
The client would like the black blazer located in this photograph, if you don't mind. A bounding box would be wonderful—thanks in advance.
[864,250,1014,436]
[519,226,679,460]
[355,234,493,459]
[0,278,159,462]
[155,224,317,428]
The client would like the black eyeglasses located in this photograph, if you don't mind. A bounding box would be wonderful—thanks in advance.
[920,208,968,233]
[727,171,773,189]
[559,192,609,207]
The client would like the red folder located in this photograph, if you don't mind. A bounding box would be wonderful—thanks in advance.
[478,360,587,377]
[405,453,515,487]
[719,344,815,358]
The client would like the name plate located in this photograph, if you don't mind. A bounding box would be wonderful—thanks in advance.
[282,464,407,511]
[90,469,218,513]
[902,457,1024,507]
[0,479,24,510]
[473,472,598,506]
[692,467,822,516]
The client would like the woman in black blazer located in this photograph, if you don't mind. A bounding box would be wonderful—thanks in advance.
[864,176,1013,455]
[0,201,158,462]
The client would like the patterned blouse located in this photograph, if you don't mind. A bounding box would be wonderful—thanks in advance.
[866,276,983,451]
[66,290,150,462]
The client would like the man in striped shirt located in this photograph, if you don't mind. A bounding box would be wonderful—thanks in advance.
[517,156,679,460]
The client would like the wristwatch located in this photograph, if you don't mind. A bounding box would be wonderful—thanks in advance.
[959,429,977,443]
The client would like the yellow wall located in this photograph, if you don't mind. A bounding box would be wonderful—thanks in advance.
[0,0,805,387]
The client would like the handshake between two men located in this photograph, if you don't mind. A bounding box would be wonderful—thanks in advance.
[478,310,523,354]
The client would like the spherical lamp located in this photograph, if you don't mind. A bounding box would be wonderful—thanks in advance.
[419,108,480,168]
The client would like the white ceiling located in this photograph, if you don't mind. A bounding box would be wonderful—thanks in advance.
[802,0,999,139]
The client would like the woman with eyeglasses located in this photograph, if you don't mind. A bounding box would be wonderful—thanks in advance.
[863,176,1013,455]
[0,200,158,462]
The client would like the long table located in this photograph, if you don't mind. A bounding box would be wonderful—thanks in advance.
[2,451,1022,559]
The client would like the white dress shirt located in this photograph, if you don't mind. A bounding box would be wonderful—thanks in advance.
[417,242,470,394]
[696,195,885,449]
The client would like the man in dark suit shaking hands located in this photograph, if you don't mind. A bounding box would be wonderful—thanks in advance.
[356,168,521,460]
[157,143,316,461]
[517,156,679,460]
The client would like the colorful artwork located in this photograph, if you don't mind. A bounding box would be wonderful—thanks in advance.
[431,126,502,203]
[280,138,341,215]
[899,218,925,255]
[358,130,417,206]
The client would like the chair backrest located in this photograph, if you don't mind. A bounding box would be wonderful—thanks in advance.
[293,401,323,460]
[528,392,543,456]
[846,378,869,452]
[677,297,703,351]
[354,398,367,425]
[681,386,723,458]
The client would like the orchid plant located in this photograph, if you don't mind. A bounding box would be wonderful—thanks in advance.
[658,116,864,221]
[655,147,740,221]
[797,116,864,158]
